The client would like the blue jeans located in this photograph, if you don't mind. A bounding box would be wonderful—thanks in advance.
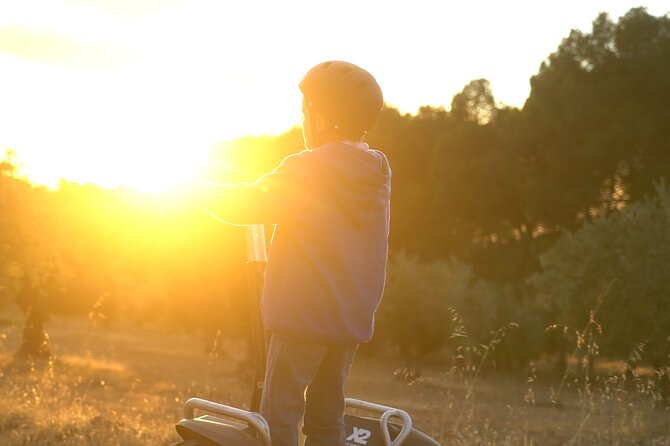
[259,332,358,446]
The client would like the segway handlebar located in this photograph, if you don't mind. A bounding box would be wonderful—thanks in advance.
[345,398,413,446]
[183,397,272,446]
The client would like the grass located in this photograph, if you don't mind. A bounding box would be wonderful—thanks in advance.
[0,306,669,445]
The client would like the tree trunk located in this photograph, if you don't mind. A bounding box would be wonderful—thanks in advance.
[15,282,51,361]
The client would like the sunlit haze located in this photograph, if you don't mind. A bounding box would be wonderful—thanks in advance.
[0,0,668,191]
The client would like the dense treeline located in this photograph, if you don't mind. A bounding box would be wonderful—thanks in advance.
[1,8,669,371]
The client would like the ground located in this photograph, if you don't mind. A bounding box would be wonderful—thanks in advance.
[0,309,668,445]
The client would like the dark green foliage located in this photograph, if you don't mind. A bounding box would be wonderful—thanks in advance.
[374,253,545,369]
[374,253,470,365]
[524,8,670,228]
[369,8,670,367]
[529,182,670,365]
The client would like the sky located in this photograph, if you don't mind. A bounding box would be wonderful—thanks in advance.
[0,0,668,191]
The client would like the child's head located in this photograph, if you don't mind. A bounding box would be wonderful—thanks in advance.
[299,61,383,148]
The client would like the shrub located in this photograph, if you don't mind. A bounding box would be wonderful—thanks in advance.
[529,181,670,365]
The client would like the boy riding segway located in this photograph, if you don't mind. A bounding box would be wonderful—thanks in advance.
[193,60,390,446]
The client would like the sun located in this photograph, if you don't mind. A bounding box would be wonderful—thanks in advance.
[109,150,209,194]
[10,109,213,194]
[125,144,212,194]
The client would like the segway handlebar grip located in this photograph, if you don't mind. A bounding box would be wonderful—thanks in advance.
[245,224,267,263]
[345,398,413,446]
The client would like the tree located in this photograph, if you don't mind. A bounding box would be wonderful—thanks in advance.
[0,152,61,361]
[523,8,670,229]
[368,106,454,258]
[451,79,497,125]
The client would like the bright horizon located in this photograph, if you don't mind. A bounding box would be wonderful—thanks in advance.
[1,0,668,191]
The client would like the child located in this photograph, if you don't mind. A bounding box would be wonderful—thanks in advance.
[198,61,390,446]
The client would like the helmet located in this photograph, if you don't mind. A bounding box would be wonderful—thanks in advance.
[299,61,383,135]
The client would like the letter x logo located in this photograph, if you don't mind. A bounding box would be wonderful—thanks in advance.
[347,427,372,445]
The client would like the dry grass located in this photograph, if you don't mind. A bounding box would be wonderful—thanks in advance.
[0,307,669,445]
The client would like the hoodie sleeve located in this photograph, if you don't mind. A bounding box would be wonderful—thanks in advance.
[196,151,314,225]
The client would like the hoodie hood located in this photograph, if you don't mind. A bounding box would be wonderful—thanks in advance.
[312,141,391,227]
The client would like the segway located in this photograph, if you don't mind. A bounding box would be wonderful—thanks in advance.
[172,225,441,446]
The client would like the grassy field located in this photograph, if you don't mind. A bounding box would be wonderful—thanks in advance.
[0,308,668,445]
